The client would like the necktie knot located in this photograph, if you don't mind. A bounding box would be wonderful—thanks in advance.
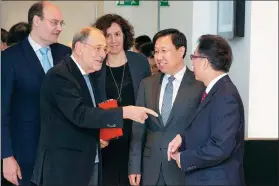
[39,47,49,55]
[168,75,175,83]
[201,91,207,102]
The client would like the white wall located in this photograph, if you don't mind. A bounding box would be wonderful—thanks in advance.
[1,1,103,45]
[160,1,194,68]
[228,1,252,137]
[191,1,218,67]
[103,1,158,39]
[248,1,278,138]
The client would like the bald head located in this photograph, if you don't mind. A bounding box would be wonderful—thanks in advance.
[28,1,61,29]
[72,27,105,50]
[72,27,108,73]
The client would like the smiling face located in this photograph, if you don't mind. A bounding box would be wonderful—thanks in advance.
[154,35,185,75]
[77,30,108,73]
[105,22,124,55]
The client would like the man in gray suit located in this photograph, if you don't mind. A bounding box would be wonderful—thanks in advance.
[128,29,205,186]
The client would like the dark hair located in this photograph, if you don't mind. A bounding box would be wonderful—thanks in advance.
[7,22,30,46]
[153,28,187,58]
[197,34,233,72]
[93,14,134,51]
[1,28,8,43]
[134,35,151,51]
[139,42,154,58]
[28,2,44,28]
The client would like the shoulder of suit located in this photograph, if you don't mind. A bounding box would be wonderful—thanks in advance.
[142,72,161,83]
[50,42,71,52]
[1,42,23,64]
[47,56,70,76]
[126,51,148,63]
[2,42,21,55]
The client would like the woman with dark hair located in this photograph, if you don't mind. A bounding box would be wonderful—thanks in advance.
[93,14,150,186]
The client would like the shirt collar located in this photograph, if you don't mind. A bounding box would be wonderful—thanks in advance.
[28,34,50,52]
[70,55,88,75]
[206,73,227,93]
[164,66,186,82]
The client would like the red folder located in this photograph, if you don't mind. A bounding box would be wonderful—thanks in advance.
[98,99,123,140]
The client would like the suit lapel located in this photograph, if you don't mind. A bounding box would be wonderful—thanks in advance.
[185,75,231,129]
[94,60,107,102]
[126,52,139,98]
[165,68,194,128]
[152,73,164,127]
[50,44,60,66]
[21,38,45,82]
[67,57,94,106]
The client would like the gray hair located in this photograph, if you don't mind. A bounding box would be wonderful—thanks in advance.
[72,27,100,50]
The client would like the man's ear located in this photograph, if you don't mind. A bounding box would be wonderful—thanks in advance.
[179,46,186,58]
[33,15,41,27]
[75,42,84,56]
[203,58,210,70]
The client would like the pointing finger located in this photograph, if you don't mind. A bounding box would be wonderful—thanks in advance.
[143,108,158,117]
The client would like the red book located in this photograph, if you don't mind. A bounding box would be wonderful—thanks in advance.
[98,99,123,140]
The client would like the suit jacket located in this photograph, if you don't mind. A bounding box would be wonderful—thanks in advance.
[1,38,71,186]
[129,67,205,185]
[31,56,125,186]
[180,75,245,186]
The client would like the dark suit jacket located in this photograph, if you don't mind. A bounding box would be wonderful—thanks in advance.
[180,75,245,186]
[1,38,71,186]
[129,67,205,185]
[31,56,125,186]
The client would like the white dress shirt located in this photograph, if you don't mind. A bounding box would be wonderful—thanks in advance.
[28,35,53,69]
[159,66,186,114]
[71,55,99,163]
[205,73,227,93]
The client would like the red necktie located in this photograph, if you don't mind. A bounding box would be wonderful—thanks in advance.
[201,91,207,102]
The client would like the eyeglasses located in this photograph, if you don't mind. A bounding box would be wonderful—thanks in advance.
[42,17,65,27]
[154,49,172,55]
[82,43,109,54]
[190,54,207,60]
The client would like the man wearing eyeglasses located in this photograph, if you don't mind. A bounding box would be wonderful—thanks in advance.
[128,29,205,186]
[30,27,158,186]
[1,2,71,186]
[168,35,245,186]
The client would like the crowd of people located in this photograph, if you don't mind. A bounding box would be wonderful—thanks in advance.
[1,1,245,186]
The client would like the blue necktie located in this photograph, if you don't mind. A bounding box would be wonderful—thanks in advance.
[83,75,98,163]
[161,76,175,125]
[83,75,96,107]
[39,47,52,73]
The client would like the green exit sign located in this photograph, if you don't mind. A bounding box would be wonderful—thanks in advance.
[160,0,169,6]
[116,0,139,6]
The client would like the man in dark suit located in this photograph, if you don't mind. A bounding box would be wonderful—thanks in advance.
[128,29,205,186]
[168,34,245,186]
[31,27,157,186]
[1,2,71,186]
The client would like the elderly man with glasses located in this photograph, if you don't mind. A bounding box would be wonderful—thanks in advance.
[31,27,158,186]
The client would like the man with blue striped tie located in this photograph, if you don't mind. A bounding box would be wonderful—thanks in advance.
[129,29,205,186]
[1,2,71,186]
[31,27,158,186]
